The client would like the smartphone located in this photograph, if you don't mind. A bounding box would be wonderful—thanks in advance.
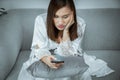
[51,54,64,63]
[51,60,64,63]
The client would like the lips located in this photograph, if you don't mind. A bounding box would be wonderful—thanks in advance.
[58,25,64,29]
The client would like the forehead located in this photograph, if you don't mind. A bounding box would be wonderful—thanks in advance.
[55,6,72,16]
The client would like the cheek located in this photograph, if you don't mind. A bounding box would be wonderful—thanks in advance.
[53,19,57,26]
[65,18,70,25]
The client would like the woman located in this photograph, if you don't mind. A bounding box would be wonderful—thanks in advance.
[18,0,114,80]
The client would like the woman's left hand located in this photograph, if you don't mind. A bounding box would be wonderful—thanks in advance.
[62,14,74,41]
[64,14,74,31]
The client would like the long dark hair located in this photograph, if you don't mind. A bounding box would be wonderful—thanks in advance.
[47,0,78,41]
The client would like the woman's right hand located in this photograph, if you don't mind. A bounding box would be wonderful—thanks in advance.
[40,55,63,69]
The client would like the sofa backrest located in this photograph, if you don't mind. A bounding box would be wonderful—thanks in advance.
[77,9,120,50]
[5,9,120,50]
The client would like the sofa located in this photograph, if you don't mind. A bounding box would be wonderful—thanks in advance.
[0,8,120,80]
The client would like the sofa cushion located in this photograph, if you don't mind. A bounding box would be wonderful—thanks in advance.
[0,48,11,80]
[6,50,30,80]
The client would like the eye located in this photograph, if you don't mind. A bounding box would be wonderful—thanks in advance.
[63,15,68,19]
[54,15,59,18]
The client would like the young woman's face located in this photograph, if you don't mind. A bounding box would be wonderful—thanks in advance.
[53,6,73,31]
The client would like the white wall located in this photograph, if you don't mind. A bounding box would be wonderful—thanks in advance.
[0,0,120,10]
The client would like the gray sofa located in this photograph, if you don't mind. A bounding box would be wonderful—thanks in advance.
[0,8,120,80]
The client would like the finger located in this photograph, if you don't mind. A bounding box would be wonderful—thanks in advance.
[49,64,58,69]
[55,64,60,67]
[51,66,58,69]
[50,55,56,60]
[55,64,62,67]
[55,63,64,67]
[49,63,58,69]
[60,63,64,65]
[71,20,75,25]
[70,14,74,23]
[66,15,74,29]
[70,14,74,24]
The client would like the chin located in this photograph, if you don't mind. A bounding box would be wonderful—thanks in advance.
[57,27,64,31]
[58,28,64,31]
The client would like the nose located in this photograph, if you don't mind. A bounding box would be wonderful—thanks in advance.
[58,18,64,24]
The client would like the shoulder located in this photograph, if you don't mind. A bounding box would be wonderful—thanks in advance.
[76,16,86,36]
[77,16,86,28]
[34,13,47,37]
[35,13,47,23]
[34,13,47,29]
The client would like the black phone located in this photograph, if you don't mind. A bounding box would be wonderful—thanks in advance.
[51,60,64,63]
[51,54,64,63]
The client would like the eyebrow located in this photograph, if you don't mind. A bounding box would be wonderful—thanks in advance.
[55,13,70,17]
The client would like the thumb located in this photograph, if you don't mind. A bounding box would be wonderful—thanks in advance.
[50,55,56,60]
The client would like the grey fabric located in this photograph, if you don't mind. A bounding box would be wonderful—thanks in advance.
[6,51,30,80]
[0,13,22,80]
[27,56,88,78]
[0,47,11,80]
[76,9,120,50]
[7,9,47,50]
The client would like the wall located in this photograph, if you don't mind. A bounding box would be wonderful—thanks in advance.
[0,0,49,10]
[0,0,120,10]
[76,0,120,9]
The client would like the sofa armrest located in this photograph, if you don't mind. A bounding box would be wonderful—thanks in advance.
[0,14,22,80]
[0,47,15,80]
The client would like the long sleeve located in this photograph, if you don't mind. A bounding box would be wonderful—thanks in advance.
[30,15,51,61]
[54,16,86,56]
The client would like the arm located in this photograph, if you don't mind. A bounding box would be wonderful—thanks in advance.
[30,15,61,69]
[30,15,51,60]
